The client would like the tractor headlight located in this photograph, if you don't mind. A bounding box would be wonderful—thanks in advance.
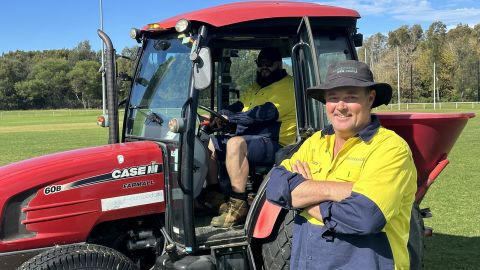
[129,28,141,39]
[175,19,190,33]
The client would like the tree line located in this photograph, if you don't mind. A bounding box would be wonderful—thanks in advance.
[359,21,480,103]
[0,41,136,110]
[2,21,480,111]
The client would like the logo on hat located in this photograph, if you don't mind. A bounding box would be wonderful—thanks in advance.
[306,60,393,108]
[335,67,357,74]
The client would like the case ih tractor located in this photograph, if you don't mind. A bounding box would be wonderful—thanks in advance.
[0,1,474,270]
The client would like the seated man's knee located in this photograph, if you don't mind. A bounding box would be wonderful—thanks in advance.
[226,136,247,154]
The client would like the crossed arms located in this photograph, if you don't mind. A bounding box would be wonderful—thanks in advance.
[267,159,390,235]
[275,160,353,220]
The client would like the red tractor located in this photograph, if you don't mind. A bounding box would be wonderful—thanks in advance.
[0,2,474,270]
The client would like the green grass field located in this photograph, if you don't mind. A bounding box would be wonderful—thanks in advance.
[0,108,479,269]
[0,110,108,165]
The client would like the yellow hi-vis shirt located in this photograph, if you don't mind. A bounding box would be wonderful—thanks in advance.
[240,75,296,146]
[280,125,417,270]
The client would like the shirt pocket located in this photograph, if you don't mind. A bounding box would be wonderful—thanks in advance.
[309,160,323,176]
[334,166,361,182]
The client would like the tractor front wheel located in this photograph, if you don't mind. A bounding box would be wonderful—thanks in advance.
[18,243,138,270]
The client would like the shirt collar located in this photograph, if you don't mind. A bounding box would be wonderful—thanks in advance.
[320,115,380,142]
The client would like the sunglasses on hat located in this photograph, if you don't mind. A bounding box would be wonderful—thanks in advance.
[255,59,274,68]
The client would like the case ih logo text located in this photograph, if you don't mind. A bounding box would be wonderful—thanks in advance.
[42,163,163,195]
[112,163,161,179]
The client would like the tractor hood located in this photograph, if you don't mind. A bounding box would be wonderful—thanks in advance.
[0,141,167,251]
[0,141,164,223]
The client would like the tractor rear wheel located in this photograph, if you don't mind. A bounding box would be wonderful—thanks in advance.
[18,243,138,270]
[261,209,294,270]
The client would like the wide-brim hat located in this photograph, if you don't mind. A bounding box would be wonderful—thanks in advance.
[306,60,392,108]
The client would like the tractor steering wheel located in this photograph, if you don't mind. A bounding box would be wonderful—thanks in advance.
[197,105,228,122]
[197,105,231,134]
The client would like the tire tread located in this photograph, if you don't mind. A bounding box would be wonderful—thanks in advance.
[18,244,138,270]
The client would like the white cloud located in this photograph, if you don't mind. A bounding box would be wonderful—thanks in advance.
[315,0,480,26]
[316,0,387,15]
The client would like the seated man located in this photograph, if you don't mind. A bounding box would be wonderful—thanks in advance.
[204,47,296,228]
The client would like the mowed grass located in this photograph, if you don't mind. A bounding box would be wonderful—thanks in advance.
[0,110,108,165]
[1,108,479,269]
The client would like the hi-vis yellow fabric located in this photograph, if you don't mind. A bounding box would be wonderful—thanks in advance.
[241,76,296,146]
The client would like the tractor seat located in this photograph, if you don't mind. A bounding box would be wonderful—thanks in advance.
[246,164,273,195]
[249,142,301,177]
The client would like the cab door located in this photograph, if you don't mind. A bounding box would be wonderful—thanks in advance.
[292,16,323,133]
[292,16,357,132]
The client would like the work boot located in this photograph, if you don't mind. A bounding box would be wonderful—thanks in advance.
[218,194,254,214]
[210,198,248,228]
[218,201,229,214]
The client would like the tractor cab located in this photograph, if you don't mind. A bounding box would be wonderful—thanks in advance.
[119,1,361,268]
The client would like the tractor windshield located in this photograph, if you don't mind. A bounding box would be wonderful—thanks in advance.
[125,35,192,141]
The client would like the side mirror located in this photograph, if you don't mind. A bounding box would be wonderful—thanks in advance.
[193,47,212,90]
[353,33,363,47]
[118,72,132,82]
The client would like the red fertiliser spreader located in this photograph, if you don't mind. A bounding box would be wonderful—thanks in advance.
[376,112,475,203]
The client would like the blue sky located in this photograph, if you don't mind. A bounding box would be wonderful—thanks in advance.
[1,0,480,54]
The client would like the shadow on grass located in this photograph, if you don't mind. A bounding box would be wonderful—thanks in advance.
[424,233,480,269]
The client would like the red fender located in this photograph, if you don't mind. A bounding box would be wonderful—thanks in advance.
[252,199,282,239]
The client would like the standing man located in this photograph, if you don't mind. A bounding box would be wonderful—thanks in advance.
[205,47,296,228]
[267,60,417,269]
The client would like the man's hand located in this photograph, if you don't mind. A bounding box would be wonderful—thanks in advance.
[292,160,312,180]
[211,115,229,129]
[305,204,322,220]
[200,114,211,121]
[199,114,212,128]
[200,113,228,129]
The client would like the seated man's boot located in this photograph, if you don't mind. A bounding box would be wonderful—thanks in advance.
[218,201,229,214]
[210,198,248,228]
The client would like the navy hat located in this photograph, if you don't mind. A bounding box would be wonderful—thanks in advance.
[257,47,282,61]
[306,60,392,108]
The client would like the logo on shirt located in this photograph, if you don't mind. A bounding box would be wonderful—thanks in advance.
[346,157,365,164]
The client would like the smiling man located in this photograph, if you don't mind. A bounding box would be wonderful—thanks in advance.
[267,60,417,269]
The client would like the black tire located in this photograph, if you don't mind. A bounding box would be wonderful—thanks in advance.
[408,202,425,270]
[261,209,294,270]
[18,244,139,270]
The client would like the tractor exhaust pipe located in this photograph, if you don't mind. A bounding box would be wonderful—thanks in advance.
[97,29,119,144]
